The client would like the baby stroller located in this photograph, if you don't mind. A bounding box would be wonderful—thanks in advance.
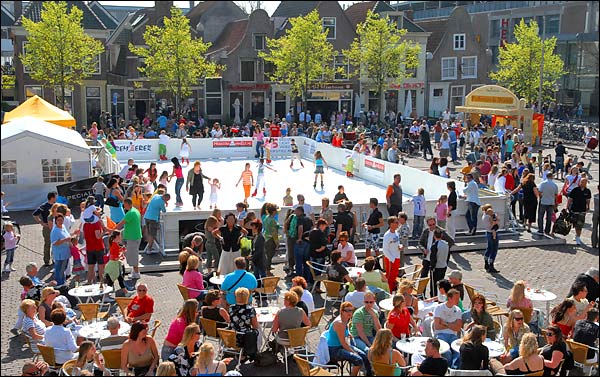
[552,209,572,236]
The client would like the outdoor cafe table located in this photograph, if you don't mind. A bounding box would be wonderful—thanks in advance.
[525,288,557,326]
[256,306,279,350]
[209,275,226,286]
[347,267,365,279]
[451,338,505,358]
[78,320,130,340]
[396,337,449,365]
[68,283,113,304]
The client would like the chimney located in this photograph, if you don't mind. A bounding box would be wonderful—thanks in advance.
[155,1,173,18]
[14,1,23,20]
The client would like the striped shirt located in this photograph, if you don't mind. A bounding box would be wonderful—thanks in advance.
[242,171,253,185]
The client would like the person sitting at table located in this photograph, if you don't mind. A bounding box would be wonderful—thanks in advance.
[425,279,463,310]
[73,340,110,376]
[43,308,78,365]
[183,255,205,300]
[409,338,448,376]
[20,299,46,341]
[550,298,578,338]
[98,316,128,351]
[291,276,314,313]
[386,294,419,341]
[567,281,595,319]
[349,291,382,353]
[38,287,60,327]
[346,278,380,312]
[272,291,311,343]
[125,283,154,324]
[572,308,599,361]
[398,279,419,317]
[367,328,406,374]
[163,299,200,362]
[21,360,50,377]
[326,250,354,289]
[338,231,357,267]
[178,249,192,276]
[51,299,79,330]
[191,342,233,376]
[327,301,370,376]
[447,270,465,301]
[495,333,544,375]
[458,324,489,370]
[433,288,463,368]
[362,256,389,299]
[228,287,259,362]
[168,323,202,376]
[156,361,177,376]
[120,321,159,376]
[221,257,257,306]
[540,325,569,376]
[506,280,533,312]
[290,286,310,316]
[200,290,230,329]
[500,309,531,363]
[464,292,496,340]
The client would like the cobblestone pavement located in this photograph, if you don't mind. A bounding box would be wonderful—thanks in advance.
[1,143,598,376]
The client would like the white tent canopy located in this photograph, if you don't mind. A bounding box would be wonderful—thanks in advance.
[1,117,92,210]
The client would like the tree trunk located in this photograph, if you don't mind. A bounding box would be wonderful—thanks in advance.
[378,81,384,129]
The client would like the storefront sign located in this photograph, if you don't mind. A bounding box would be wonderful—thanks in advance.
[228,84,270,91]
[212,140,253,148]
[362,157,385,182]
[389,82,425,89]
[309,82,353,90]
[463,85,518,111]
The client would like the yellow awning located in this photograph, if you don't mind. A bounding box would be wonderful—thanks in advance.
[3,95,76,128]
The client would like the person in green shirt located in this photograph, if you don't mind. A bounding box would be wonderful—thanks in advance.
[349,291,382,353]
[262,203,280,274]
[116,198,142,279]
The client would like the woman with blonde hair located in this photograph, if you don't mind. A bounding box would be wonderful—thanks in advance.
[500,333,544,375]
[192,343,232,376]
[168,323,201,376]
[178,249,191,276]
[183,255,205,294]
[272,291,311,342]
[229,287,259,361]
[501,309,531,363]
[155,361,177,376]
[73,340,109,376]
[162,299,199,361]
[398,279,419,317]
[506,280,533,311]
[367,328,406,375]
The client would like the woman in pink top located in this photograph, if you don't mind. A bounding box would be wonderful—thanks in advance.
[182,255,205,294]
[161,299,198,361]
[507,280,533,310]
[170,157,185,207]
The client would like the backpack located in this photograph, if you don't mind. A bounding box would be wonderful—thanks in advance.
[552,209,571,236]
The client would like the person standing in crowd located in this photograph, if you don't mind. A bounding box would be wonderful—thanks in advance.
[554,141,567,180]
[593,184,599,250]
[82,210,106,284]
[116,198,142,279]
[32,192,57,266]
[386,174,403,216]
[169,157,185,207]
[536,172,558,235]
[50,214,79,286]
[511,173,538,233]
[186,160,211,211]
[419,218,455,297]
[143,193,170,256]
[213,213,247,276]
[411,188,426,239]
[460,174,481,235]
[567,177,592,245]
[421,124,433,160]
[446,182,458,239]
[363,198,384,260]
[106,177,126,223]
[481,204,500,273]
[429,229,450,297]
[382,216,402,293]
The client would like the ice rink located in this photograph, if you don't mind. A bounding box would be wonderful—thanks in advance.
[134,157,396,212]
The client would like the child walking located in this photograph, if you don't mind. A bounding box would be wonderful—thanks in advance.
[236,163,254,204]
[434,195,448,229]
[411,187,426,239]
[209,178,221,209]
[179,137,191,165]
[105,230,129,295]
[2,222,20,272]
[313,151,328,190]
[69,237,86,283]
[253,158,277,197]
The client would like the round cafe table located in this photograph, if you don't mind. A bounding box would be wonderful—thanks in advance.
[256,306,279,351]
[347,267,365,279]
[396,337,449,365]
[78,320,130,340]
[209,275,226,286]
[451,338,505,358]
[379,298,393,311]
[68,283,114,304]
[525,288,556,326]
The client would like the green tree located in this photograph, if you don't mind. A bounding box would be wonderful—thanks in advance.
[20,1,104,110]
[490,19,565,106]
[130,7,221,116]
[259,9,336,115]
[344,10,420,124]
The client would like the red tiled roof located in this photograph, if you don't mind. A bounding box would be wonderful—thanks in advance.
[345,1,377,28]
[207,19,248,54]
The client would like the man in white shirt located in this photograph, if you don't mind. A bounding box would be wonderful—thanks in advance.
[382,216,403,293]
[460,174,481,235]
[118,158,134,179]
[293,194,314,219]
[433,288,463,368]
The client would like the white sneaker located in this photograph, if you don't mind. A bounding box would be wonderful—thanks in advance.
[575,236,582,245]
[3,266,9,273]
[130,272,141,279]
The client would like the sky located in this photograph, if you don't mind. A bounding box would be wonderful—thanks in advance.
[98,1,364,16]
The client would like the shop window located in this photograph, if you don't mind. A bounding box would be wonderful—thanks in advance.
[42,158,71,183]
[461,56,477,79]
[453,34,465,50]
[263,60,274,82]
[251,92,265,119]
[323,17,336,39]
[240,59,256,82]
[229,92,244,120]
[490,19,500,39]
[1,160,17,185]
[275,92,286,119]
[441,57,457,80]
[385,90,398,114]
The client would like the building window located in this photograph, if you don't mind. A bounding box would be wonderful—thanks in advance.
[461,56,477,79]
[85,54,101,74]
[138,57,147,77]
[433,88,443,97]
[22,42,31,73]
[334,54,349,80]
[254,34,266,50]
[86,87,101,126]
[453,34,465,50]
[55,86,73,115]
[240,59,256,82]
[263,60,274,82]
[274,91,286,119]
[251,91,265,119]
[471,84,483,92]
[450,85,465,112]
[490,19,500,39]
[205,78,222,117]
[545,14,560,34]
[385,90,398,114]
[1,160,17,185]
[42,158,71,183]
[24,85,43,98]
[323,17,336,40]
[441,57,457,80]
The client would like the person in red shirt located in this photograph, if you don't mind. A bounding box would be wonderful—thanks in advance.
[386,294,419,340]
[125,283,154,323]
[83,219,107,284]
[269,122,281,138]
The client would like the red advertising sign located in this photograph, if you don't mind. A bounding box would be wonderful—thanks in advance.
[364,158,385,172]
[500,19,509,47]
[212,140,253,148]
[390,82,425,89]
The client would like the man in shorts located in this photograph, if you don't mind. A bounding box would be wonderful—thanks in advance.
[363,198,384,259]
[143,193,170,256]
[567,178,592,245]
[83,215,106,284]
[117,198,143,279]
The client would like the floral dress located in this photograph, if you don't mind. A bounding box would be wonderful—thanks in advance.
[168,342,200,376]
[229,304,258,349]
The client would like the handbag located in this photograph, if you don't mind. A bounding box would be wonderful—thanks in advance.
[105,196,120,207]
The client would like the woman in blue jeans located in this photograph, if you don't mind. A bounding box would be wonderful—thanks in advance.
[481,204,500,273]
[169,157,185,207]
[327,301,371,376]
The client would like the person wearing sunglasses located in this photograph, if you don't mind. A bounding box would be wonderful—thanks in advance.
[500,309,531,363]
[327,301,371,376]
[167,323,202,377]
[349,291,382,354]
[540,325,569,375]
[498,333,544,375]
[125,283,154,324]
[21,360,49,376]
